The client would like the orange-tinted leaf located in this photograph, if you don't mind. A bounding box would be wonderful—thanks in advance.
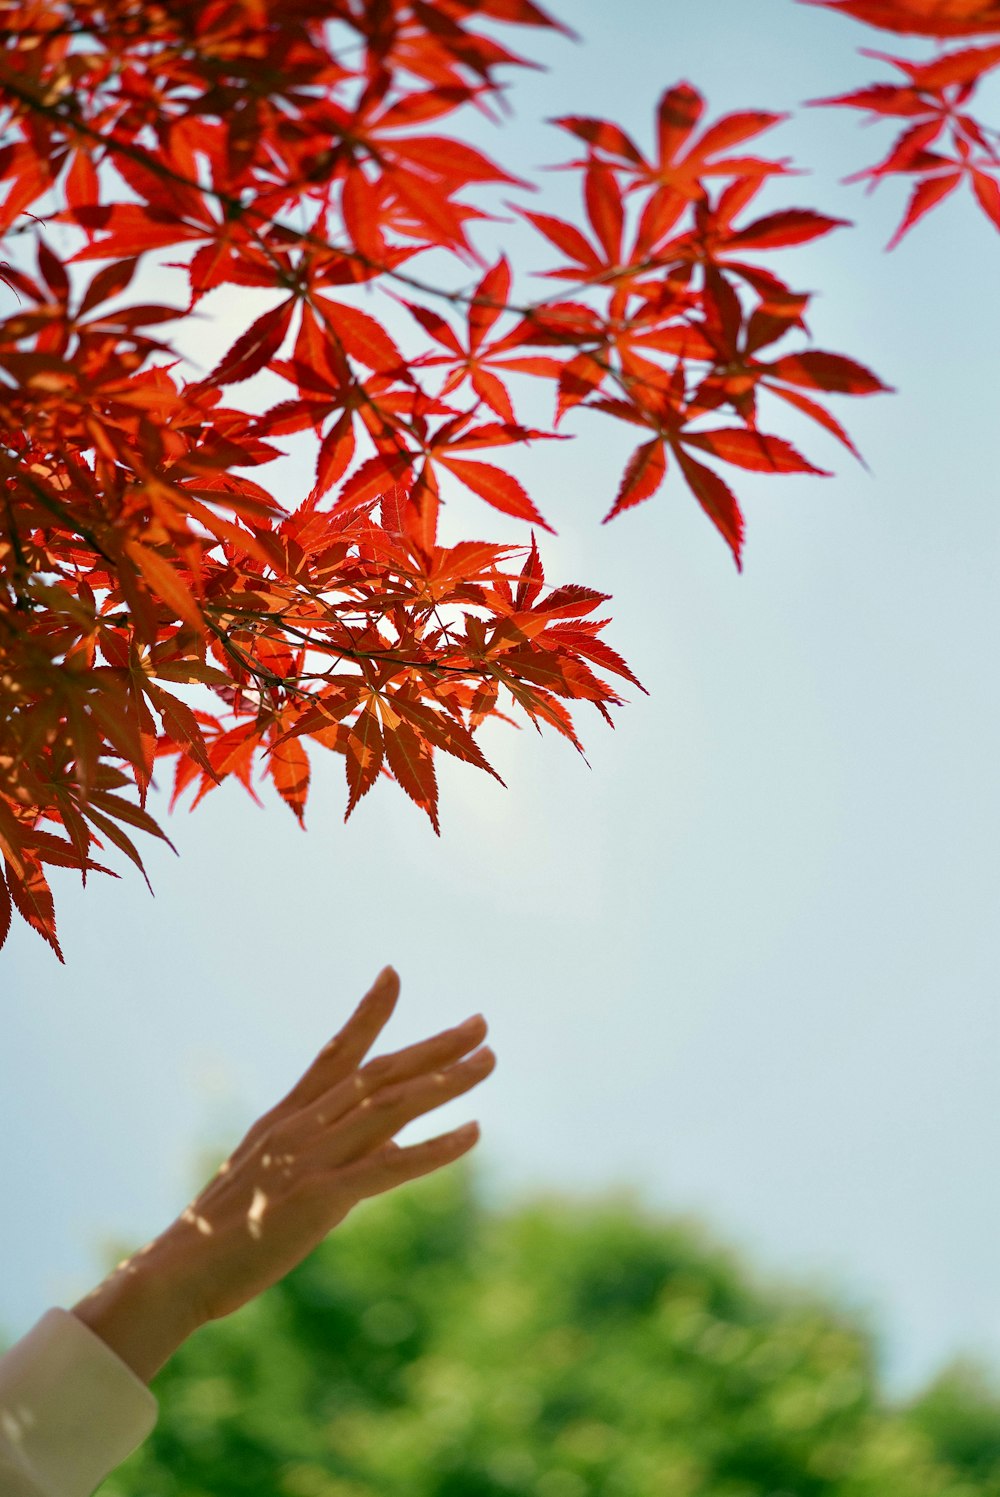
[0,870,11,953]
[67,202,202,258]
[520,209,601,269]
[144,681,215,777]
[88,790,177,851]
[657,83,705,166]
[396,134,525,190]
[604,438,667,521]
[917,42,1000,88]
[312,411,357,500]
[469,257,511,349]
[800,1,1000,37]
[684,427,830,475]
[766,382,865,462]
[886,171,963,248]
[345,705,385,819]
[27,828,114,877]
[400,299,464,354]
[971,167,1000,230]
[37,237,69,300]
[675,448,745,569]
[124,540,206,635]
[336,453,412,511]
[5,856,63,962]
[79,802,154,892]
[689,109,789,168]
[505,679,586,753]
[500,646,607,702]
[78,257,140,316]
[542,624,647,692]
[471,367,516,423]
[270,736,311,826]
[318,298,404,371]
[209,299,295,384]
[341,169,386,262]
[151,661,233,687]
[728,209,851,249]
[391,166,474,254]
[809,83,927,116]
[469,677,500,727]
[584,162,624,263]
[551,115,645,164]
[384,720,440,833]
[438,456,554,528]
[556,352,606,422]
[515,531,545,609]
[764,350,891,394]
[533,584,608,618]
[392,694,505,783]
[858,120,948,182]
[465,0,569,27]
[65,145,100,215]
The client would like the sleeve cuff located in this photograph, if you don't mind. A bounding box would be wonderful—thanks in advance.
[0,1307,158,1497]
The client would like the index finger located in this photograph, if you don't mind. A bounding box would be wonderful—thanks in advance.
[277,966,400,1114]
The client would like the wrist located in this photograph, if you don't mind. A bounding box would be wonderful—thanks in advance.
[71,1236,204,1385]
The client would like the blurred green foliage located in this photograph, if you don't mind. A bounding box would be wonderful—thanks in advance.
[84,1161,1000,1497]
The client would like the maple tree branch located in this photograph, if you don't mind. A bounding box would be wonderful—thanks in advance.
[200,617,311,705]
[199,602,471,679]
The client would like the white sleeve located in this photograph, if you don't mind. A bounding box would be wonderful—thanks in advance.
[0,1308,158,1497]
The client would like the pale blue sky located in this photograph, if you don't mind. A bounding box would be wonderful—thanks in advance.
[2,0,999,1399]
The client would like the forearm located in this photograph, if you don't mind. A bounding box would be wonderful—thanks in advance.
[71,1236,202,1386]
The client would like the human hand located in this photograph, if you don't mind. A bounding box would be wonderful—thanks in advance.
[72,967,495,1381]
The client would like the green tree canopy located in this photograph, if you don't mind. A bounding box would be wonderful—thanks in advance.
[32,1161,1000,1497]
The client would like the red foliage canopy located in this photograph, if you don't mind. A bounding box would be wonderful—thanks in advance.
[806,0,1000,243]
[0,0,992,959]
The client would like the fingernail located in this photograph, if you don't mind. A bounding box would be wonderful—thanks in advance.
[460,1012,485,1031]
[372,966,396,991]
[454,1121,479,1142]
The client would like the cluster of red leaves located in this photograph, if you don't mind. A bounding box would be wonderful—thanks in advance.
[803,0,1000,244]
[0,0,886,959]
[512,90,890,551]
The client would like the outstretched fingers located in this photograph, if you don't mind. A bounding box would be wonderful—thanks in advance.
[300,1009,489,1134]
[273,966,402,1116]
[308,1042,495,1169]
[305,1120,481,1210]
